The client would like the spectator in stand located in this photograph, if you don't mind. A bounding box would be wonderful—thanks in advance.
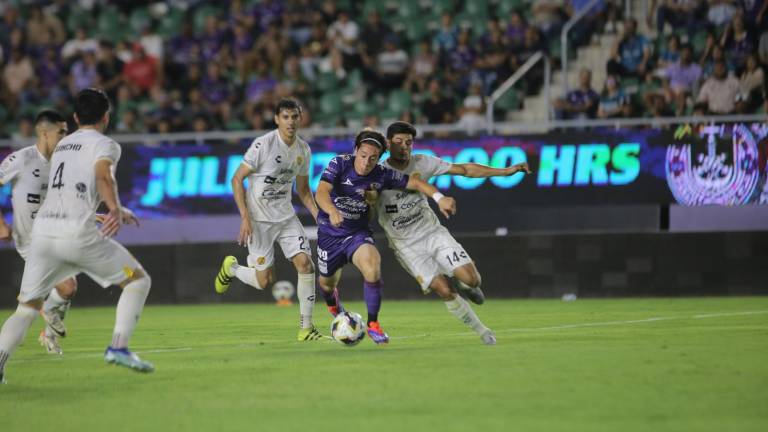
[60,27,98,61]
[457,81,486,133]
[508,27,546,95]
[659,44,702,115]
[69,49,99,94]
[566,0,607,48]
[656,34,681,70]
[327,10,360,70]
[139,23,164,60]
[432,13,458,57]
[700,38,735,77]
[116,108,143,134]
[553,69,600,119]
[505,10,528,49]
[598,75,631,118]
[475,23,509,94]
[3,49,34,103]
[10,115,35,149]
[200,15,225,62]
[404,40,437,94]
[696,60,740,113]
[376,36,409,91]
[359,10,392,68]
[759,30,768,66]
[531,0,565,39]
[123,44,160,95]
[446,28,476,92]
[649,0,703,35]
[96,41,124,102]
[607,18,651,79]
[706,0,738,28]
[166,21,199,77]
[36,47,64,92]
[25,5,65,47]
[735,53,765,112]
[200,63,232,112]
[720,13,753,71]
[421,79,456,124]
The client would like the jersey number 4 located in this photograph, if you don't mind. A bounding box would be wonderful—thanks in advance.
[51,162,65,189]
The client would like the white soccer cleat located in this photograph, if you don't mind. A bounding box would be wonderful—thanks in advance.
[42,309,66,338]
[38,331,63,355]
[481,329,497,345]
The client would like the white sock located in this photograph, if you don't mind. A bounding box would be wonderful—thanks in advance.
[111,276,151,349]
[43,289,69,313]
[297,272,315,329]
[232,263,263,290]
[0,304,38,373]
[445,295,488,336]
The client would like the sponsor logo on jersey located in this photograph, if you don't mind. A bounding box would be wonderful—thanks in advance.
[76,183,87,193]
[296,156,303,165]
[256,256,266,265]
[385,204,398,213]
[342,178,353,186]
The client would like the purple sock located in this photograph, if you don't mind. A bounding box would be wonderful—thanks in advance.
[363,279,383,324]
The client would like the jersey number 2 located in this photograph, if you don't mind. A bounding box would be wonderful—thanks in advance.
[51,163,65,189]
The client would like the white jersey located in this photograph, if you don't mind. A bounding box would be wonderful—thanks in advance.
[378,154,451,243]
[242,129,311,222]
[0,145,50,251]
[32,129,121,239]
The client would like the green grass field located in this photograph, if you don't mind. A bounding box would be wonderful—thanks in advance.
[1,297,767,432]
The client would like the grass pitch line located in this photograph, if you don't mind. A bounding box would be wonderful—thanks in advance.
[692,310,768,319]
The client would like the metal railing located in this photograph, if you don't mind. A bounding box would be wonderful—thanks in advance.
[485,51,550,134]
[561,0,604,95]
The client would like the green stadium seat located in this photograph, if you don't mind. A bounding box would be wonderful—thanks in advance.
[496,89,519,112]
[429,0,456,15]
[319,92,343,115]
[194,6,221,33]
[66,9,91,33]
[463,0,489,17]
[314,72,340,92]
[129,7,152,33]
[387,90,412,113]
[497,0,525,16]
[158,8,185,38]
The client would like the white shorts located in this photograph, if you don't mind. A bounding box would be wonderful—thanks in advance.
[247,216,311,271]
[18,234,142,303]
[389,227,473,293]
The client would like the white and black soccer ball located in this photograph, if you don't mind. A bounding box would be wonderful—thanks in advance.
[330,311,366,346]
[271,280,295,302]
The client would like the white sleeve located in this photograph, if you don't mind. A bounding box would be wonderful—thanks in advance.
[94,139,121,165]
[426,155,452,177]
[242,140,264,170]
[299,145,310,176]
[0,150,23,185]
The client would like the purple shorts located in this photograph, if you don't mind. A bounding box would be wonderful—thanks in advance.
[316,230,375,277]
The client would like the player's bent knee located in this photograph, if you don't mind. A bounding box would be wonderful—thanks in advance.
[56,278,78,299]
[119,268,150,289]
[293,254,314,274]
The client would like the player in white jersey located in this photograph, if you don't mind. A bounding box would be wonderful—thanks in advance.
[0,89,153,384]
[0,111,77,355]
[376,122,531,345]
[214,98,323,341]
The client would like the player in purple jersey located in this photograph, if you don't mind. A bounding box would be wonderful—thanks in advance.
[314,129,457,344]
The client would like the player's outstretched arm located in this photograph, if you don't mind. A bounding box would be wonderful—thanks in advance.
[447,162,532,178]
[315,180,343,227]
[231,163,253,246]
[295,175,319,221]
[405,176,456,219]
[95,159,123,237]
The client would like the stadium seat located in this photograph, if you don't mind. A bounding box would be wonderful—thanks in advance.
[319,92,344,115]
[129,7,152,33]
[314,72,340,93]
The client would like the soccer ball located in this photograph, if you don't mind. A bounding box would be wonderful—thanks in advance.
[330,311,366,346]
[271,280,295,305]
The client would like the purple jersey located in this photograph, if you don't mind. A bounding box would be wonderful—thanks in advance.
[317,154,409,237]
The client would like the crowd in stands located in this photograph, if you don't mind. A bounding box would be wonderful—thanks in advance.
[0,0,765,142]
[556,1,768,121]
